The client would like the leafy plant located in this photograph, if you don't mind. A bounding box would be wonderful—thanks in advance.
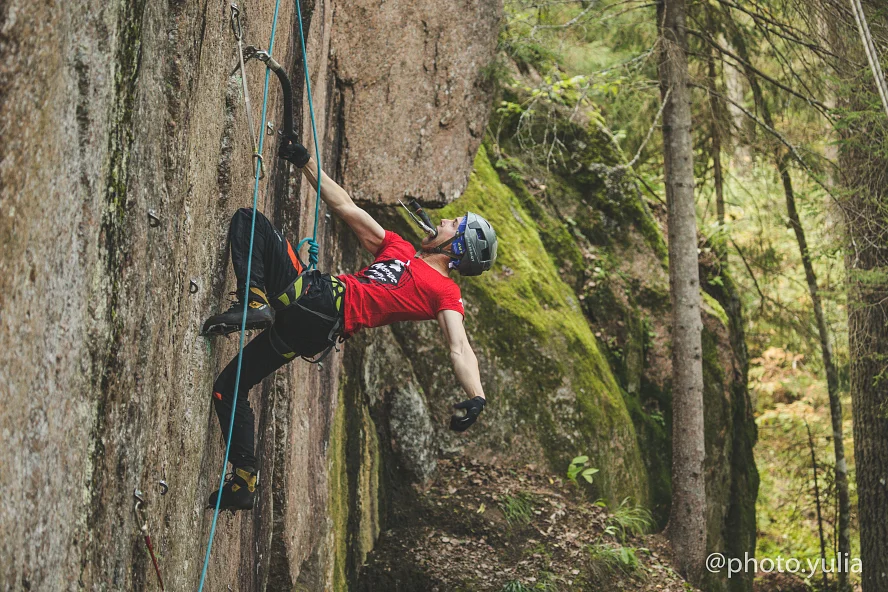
[566,455,599,485]
[501,574,559,592]
[587,543,641,577]
[607,498,653,542]
[501,581,532,592]
[498,492,535,527]
[648,409,665,428]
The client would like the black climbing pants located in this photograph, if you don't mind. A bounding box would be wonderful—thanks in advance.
[212,208,342,469]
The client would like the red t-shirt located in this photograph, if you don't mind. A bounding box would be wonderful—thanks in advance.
[338,231,465,336]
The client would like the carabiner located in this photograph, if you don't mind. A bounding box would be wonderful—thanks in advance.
[133,489,148,534]
[230,3,244,41]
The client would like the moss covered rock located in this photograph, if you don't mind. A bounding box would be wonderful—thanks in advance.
[343,90,756,592]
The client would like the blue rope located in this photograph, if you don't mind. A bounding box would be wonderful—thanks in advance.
[295,0,323,270]
[196,0,282,587]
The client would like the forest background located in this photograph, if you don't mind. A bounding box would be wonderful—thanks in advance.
[488,0,888,588]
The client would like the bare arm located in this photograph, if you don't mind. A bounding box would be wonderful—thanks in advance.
[437,309,485,399]
[301,157,385,254]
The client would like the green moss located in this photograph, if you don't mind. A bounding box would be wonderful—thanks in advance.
[329,385,349,592]
[430,146,648,502]
[702,292,730,327]
[329,377,384,591]
[355,404,382,559]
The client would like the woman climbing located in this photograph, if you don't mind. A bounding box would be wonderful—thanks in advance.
[201,143,498,511]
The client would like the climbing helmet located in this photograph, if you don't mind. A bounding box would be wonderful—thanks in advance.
[449,212,497,276]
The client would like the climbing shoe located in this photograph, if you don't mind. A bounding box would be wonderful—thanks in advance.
[207,466,257,512]
[200,286,274,336]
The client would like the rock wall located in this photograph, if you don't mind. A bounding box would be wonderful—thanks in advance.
[0,0,757,589]
[0,0,498,588]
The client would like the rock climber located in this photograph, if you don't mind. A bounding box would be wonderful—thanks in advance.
[201,141,498,511]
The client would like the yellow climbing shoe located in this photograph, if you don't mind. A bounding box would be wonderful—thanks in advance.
[201,287,274,336]
[207,467,257,512]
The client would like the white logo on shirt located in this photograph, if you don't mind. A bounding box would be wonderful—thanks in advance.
[362,259,408,286]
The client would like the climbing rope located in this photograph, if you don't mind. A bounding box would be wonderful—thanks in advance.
[197,0,325,586]
[197,0,282,588]
[294,0,324,270]
[849,0,888,119]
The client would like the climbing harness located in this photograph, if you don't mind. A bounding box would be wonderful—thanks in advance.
[267,270,346,364]
[230,3,264,179]
[133,489,165,591]
[849,0,888,119]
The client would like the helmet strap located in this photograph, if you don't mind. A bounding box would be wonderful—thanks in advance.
[421,234,463,262]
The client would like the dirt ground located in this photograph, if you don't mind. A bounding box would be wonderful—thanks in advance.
[357,459,698,592]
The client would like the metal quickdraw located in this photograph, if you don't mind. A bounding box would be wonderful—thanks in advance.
[398,198,438,238]
[241,46,300,146]
[133,489,165,591]
[230,3,264,179]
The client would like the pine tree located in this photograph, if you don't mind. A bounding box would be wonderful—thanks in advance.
[658,0,707,583]
[829,0,888,587]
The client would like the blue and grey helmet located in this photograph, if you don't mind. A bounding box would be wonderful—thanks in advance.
[449,212,498,276]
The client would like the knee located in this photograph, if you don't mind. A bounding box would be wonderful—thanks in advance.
[232,208,273,233]
[212,371,234,400]
[211,382,230,404]
[234,207,255,222]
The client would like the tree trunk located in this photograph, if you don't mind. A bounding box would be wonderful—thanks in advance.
[720,36,752,170]
[658,0,707,584]
[832,2,888,586]
[706,22,726,262]
[780,155,852,592]
[724,15,853,589]
[805,421,830,591]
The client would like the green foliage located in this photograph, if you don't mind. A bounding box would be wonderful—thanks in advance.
[566,455,599,485]
[501,576,559,592]
[501,581,533,592]
[606,498,653,542]
[648,409,665,428]
[499,492,535,527]
[587,543,642,577]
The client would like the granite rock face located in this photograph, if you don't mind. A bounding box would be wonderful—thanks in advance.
[0,0,499,587]
[0,0,757,589]
[330,0,501,204]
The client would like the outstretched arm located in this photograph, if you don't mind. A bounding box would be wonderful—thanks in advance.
[437,309,485,399]
[438,309,487,432]
[300,157,385,255]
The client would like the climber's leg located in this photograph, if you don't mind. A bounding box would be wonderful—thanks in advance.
[211,330,290,469]
[207,329,292,510]
[201,208,302,335]
[228,207,303,295]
